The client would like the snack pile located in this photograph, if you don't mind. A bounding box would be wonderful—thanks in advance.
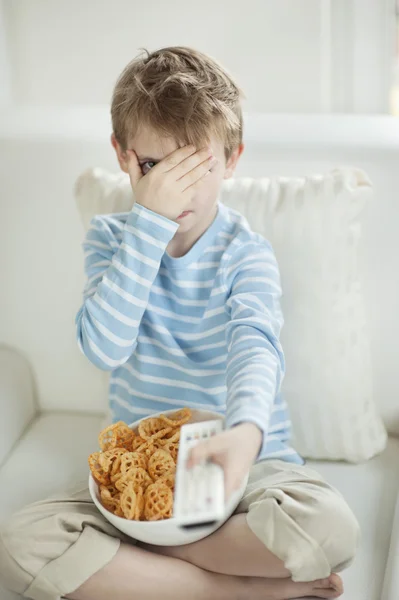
[88,408,191,521]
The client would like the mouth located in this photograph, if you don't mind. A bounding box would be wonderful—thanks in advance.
[177,211,193,219]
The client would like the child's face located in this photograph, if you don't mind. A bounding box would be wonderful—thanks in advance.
[112,125,244,234]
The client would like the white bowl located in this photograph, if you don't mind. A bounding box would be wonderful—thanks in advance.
[89,408,249,546]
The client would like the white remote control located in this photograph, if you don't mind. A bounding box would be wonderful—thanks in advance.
[174,419,225,528]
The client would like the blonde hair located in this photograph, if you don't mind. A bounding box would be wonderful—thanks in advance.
[111,46,244,159]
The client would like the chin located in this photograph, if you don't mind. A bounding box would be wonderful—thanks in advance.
[177,221,193,232]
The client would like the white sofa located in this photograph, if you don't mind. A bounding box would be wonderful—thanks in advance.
[1,346,398,600]
[1,110,399,600]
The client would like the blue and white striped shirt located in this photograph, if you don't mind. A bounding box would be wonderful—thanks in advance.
[76,200,303,464]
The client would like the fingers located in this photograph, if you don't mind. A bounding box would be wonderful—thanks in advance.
[172,146,213,178]
[159,144,199,172]
[179,156,218,192]
[125,149,143,188]
[187,437,243,503]
[161,145,216,187]
[187,434,228,468]
[127,144,216,191]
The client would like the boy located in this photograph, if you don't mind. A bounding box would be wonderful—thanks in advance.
[0,47,359,600]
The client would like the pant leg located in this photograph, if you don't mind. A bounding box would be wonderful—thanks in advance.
[235,460,361,582]
[0,480,133,600]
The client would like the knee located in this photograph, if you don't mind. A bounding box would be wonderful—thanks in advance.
[307,493,361,572]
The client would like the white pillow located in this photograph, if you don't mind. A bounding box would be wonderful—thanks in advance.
[74,167,387,462]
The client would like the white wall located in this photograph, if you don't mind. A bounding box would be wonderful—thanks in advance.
[1,0,393,113]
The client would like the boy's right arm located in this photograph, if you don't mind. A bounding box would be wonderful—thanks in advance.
[75,204,178,370]
[76,144,215,370]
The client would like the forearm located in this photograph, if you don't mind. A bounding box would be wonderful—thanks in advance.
[225,335,282,454]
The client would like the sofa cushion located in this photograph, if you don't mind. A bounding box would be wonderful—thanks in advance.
[0,412,104,521]
[0,346,37,467]
[312,438,399,599]
[0,413,398,600]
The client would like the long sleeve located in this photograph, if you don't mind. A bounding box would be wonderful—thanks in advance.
[75,202,179,370]
[224,240,285,455]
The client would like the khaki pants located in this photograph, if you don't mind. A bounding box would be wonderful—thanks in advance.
[0,460,360,600]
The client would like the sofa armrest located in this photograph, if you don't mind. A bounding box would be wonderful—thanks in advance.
[0,345,38,466]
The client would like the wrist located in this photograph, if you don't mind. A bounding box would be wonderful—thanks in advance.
[132,201,179,230]
[233,422,263,455]
[134,196,180,222]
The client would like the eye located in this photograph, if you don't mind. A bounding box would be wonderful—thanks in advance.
[141,161,157,175]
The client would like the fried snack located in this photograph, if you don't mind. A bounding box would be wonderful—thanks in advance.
[120,451,148,474]
[157,472,175,490]
[156,429,180,448]
[157,439,179,462]
[148,449,175,480]
[135,428,173,460]
[100,482,119,496]
[91,408,194,520]
[99,448,128,477]
[133,441,158,460]
[88,452,111,486]
[99,485,121,512]
[110,469,123,484]
[120,482,145,520]
[144,482,173,521]
[163,429,181,444]
[138,417,170,440]
[143,443,157,459]
[98,421,135,452]
[115,467,153,493]
[136,427,173,451]
[114,504,124,518]
[131,435,147,451]
[159,408,191,428]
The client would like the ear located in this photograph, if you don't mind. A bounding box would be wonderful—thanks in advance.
[224,143,244,180]
[111,132,129,174]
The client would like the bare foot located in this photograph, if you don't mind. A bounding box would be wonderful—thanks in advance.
[246,572,343,600]
[278,573,344,599]
[311,574,344,598]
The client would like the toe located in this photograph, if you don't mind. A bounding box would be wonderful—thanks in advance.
[329,573,344,594]
[312,574,344,598]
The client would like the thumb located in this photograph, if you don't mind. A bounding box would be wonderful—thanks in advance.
[125,149,143,189]
[187,434,228,468]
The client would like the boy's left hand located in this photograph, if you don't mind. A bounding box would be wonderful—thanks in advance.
[187,423,263,501]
